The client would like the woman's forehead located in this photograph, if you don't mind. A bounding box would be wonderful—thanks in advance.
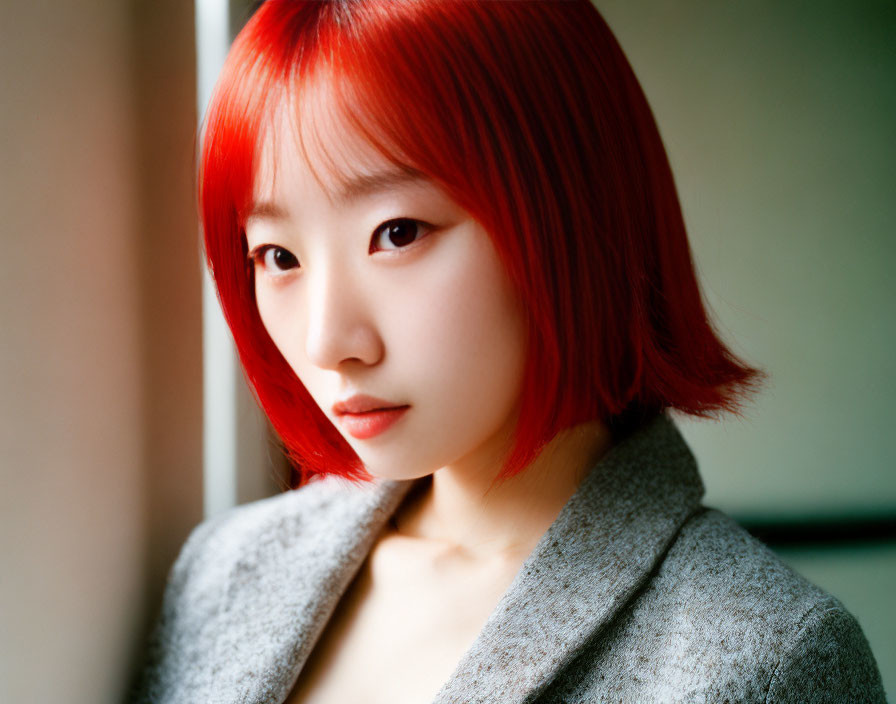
[253,79,400,205]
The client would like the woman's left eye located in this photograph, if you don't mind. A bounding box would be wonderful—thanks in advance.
[370,218,433,253]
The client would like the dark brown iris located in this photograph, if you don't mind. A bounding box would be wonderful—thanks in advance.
[385,219,418,248]
[273,248,298,269]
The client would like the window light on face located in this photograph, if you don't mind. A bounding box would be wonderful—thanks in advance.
[244,98,528,483]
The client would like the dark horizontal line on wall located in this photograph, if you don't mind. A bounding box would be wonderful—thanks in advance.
[738,515,896,547]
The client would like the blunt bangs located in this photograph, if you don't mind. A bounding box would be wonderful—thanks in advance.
[199,0,765,485]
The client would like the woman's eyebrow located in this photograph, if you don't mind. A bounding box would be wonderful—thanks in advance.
[246,201,288,221]
[334,167,430,204]
[246,167,432,221]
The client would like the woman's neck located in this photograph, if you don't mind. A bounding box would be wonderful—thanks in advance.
[388,420,613,566]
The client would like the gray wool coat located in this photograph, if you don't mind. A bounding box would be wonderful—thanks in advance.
[132,414,886,703]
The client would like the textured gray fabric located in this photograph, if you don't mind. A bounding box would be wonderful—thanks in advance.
[131,414,886,703]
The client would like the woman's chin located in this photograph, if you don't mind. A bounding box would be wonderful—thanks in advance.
[359,462,434,483]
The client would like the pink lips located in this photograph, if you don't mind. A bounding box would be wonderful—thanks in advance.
[332,394,410,440]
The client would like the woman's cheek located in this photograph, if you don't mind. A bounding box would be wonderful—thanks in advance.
[256,284,287,351]
[403,232,524,414]
[256,283,306,376]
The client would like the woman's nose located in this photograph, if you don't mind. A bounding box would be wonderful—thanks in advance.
[303,268,383,370]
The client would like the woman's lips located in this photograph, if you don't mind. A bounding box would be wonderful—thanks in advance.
[337,405,410,440]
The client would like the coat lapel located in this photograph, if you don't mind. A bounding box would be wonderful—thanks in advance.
[430,413,705,703]
[216,473,417,704]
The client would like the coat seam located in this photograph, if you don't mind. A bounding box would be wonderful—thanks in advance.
[763,599,842,704]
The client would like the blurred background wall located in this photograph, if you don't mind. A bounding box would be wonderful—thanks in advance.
[599,0,895,520]
[0,1,892,702]
[596,0,895,695]
[0,1,202,702]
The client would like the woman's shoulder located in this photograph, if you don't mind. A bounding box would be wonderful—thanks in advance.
[600,507,886,702]
[665,508,825,602]
[663,508,848,626]
[170,474,392,581]
[131,474,408,703]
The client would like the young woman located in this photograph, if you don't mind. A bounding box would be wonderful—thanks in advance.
[133,1,885,702]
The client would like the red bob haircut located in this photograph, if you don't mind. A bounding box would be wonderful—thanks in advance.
[200,0,764,485]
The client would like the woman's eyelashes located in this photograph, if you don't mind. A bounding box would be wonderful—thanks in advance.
[254,245,299,275]
[369,217,434,253]
[249,217,435,276]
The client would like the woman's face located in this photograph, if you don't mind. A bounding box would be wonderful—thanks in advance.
[245,99,528,481]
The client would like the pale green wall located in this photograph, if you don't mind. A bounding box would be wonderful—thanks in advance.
[596,1,896,518]
[594,1,895,695]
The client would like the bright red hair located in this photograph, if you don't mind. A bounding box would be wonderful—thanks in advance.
[200,0,764,485]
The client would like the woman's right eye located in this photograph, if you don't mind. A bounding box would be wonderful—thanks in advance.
[250,245,299,275]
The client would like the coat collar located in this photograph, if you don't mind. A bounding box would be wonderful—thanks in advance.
[226,412,704,703]
[430,412,705,702]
